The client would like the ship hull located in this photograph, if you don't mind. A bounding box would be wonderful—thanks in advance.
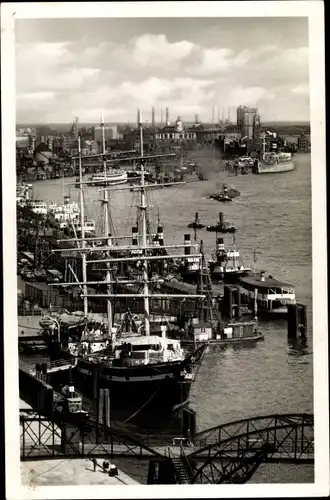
[256,161,295,174]
[73,344,207,416]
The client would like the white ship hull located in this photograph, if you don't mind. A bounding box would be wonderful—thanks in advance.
[257,161,295,174]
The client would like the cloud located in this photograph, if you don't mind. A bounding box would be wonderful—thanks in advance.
[291,83,309,96]
[15,34,310,123]
[129,34,195,68]
[228,86,276,107]
[16,42,100,93]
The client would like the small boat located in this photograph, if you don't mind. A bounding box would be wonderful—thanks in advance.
[206,212,236,233]
[89,169,128,186]
[187,212,205,229]
[20,340,48,353]
[210,184,240,201]
[177,319,264,346]
[25,199,48,215]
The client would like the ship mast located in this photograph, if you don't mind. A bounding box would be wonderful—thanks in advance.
[262,133,266,160]
[138,108,150,336]
[101,109,113,336]
[78,134,88,316]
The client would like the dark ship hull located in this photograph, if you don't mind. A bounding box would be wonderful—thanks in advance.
[206,225,236,233]
[210,264,251,283]
[74,343,207,415]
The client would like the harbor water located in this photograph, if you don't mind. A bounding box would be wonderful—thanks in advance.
[25,150,313,482]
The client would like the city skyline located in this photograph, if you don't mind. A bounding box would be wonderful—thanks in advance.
[16,17,310,124]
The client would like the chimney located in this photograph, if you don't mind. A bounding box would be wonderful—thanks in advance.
[132,226,138,246]
[184,234,191,255]
[157,224,164,246]
[151,106,155,127]
[165,107,169,124]
[260,270,266,282]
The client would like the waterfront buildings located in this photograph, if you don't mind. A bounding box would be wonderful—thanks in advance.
[297,132,311,152]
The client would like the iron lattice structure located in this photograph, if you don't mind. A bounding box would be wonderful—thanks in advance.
[187,413,314,484]
[20,410,313,484]
[20,409,164,461]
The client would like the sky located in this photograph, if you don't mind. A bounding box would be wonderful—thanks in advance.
[15,17,310,124]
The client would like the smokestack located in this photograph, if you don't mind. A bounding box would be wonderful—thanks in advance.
[165,107,169,125]
[184,234,191,256]
[216,236,225,261]
[217,106,220,123]
[132,226,138,246]
[151,106,155,127]
[219,212,224,225]
[138,108,143,125]
[157,224,164,246]
[195,113,199,124]
[137,108,140,127]
[228,106,231,123]
[212,105,215,124]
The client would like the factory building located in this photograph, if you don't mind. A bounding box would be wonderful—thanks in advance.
[93,125,119,142]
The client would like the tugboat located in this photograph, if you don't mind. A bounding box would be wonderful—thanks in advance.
[43,110,208,417]
[206,212,236,233]
[209,235,252,282]
[209,184,240,202]
[188,212,205,229]
[174,244,264,346]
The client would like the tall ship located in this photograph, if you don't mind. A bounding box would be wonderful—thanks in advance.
[41,110,208,416]
[255,134,295,174]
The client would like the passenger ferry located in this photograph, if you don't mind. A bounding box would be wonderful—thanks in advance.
[238,271,296,316]
[25,199,48,215]
[255,135,295,174]
[73,219,96,235]
[48,196,80,225]
[89,169,128,186]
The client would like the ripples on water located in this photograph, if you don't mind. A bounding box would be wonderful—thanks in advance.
[30,151,313,482]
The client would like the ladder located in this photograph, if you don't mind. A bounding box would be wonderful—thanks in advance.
[170,457,191,484]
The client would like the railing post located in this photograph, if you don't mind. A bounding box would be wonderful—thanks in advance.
[22,418,25,460]
[294,425,298,459]
[301,418,305,453]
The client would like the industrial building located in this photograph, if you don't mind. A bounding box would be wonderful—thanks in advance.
[236,105,261,140]
[297,132,311,152]
[93,125,119,142]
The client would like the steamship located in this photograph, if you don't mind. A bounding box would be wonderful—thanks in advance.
[43,110,208,416]
[209,235,252,282]
[255,135,295,174]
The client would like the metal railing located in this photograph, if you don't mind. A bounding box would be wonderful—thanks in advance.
[19,359,47,384]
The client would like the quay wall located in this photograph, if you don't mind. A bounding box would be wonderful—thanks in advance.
[19,368,54,413]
